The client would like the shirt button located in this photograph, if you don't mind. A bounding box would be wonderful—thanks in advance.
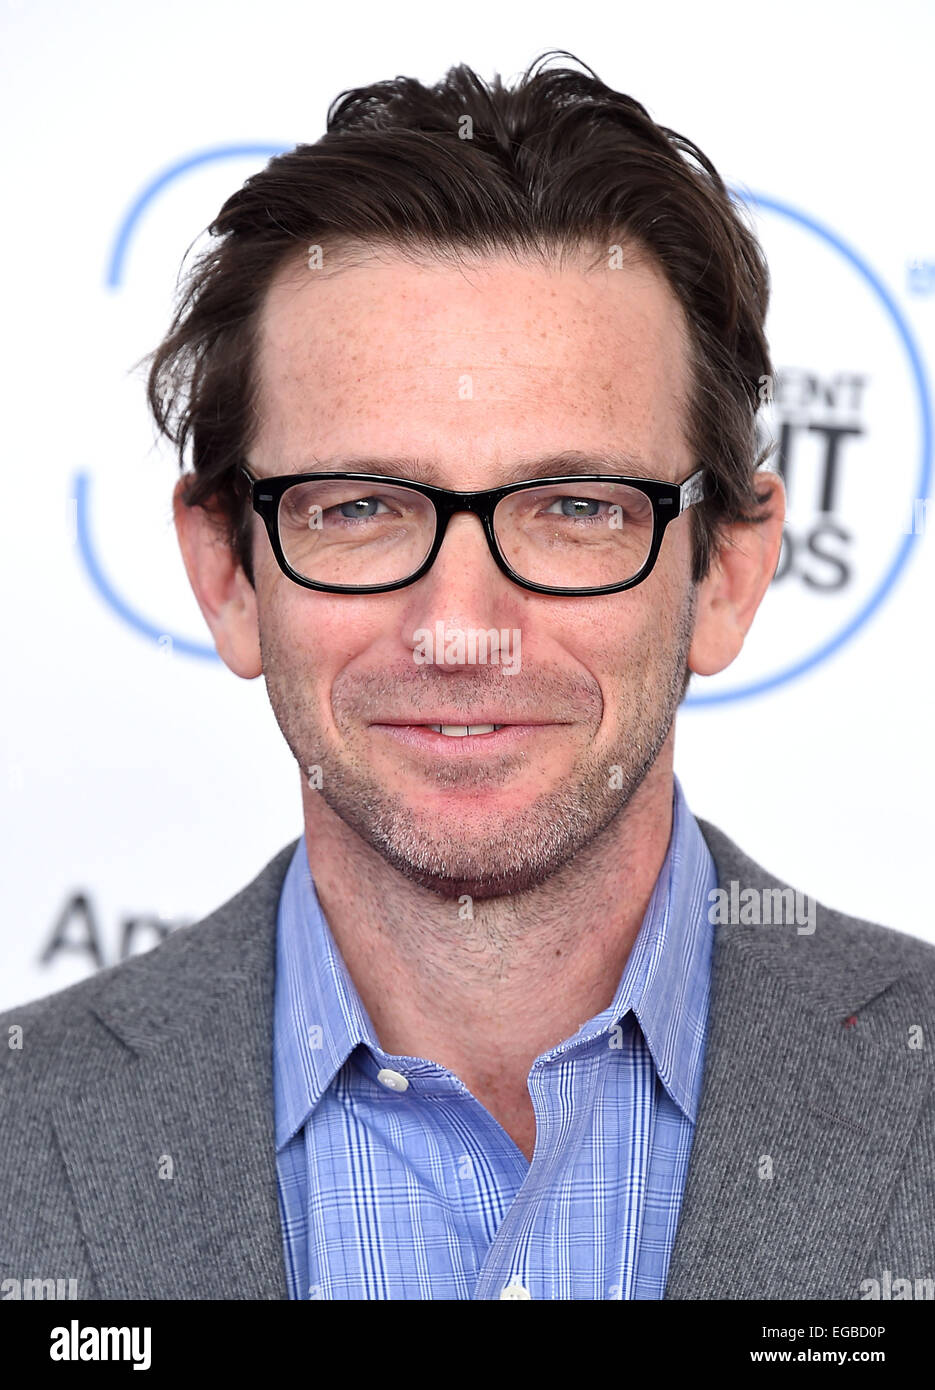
[376,1067,409,1092]
[500,1283,532,1300]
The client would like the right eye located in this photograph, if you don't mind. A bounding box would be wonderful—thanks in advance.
[325,497,391,522]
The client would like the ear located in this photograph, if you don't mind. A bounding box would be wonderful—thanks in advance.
[172,477,263,678]
[688,472,786,677]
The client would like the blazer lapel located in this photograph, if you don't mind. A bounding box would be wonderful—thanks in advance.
[51,841,299,1300]
[665,820,931,1298]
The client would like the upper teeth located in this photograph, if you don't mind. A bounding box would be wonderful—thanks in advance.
[427,724,503,736]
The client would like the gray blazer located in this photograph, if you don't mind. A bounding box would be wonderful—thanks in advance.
[2,820,933,1300]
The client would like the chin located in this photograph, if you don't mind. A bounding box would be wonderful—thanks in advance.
[393,866,559,902]
[372,836,576,902]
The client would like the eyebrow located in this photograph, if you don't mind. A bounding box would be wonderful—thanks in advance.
[276,450,662,485]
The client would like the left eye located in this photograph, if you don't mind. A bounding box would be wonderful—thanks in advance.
[542,496,604,518]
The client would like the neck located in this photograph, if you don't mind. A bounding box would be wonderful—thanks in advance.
[299,759,675,1121]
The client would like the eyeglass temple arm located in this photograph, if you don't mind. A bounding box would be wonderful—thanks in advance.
[678,468,706,515]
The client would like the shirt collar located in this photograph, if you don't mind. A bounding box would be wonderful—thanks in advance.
[273,847,378,1149]
[601,774,716,1122]
[273,774,716,1149]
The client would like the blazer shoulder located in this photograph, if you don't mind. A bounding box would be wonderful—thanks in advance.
[0,837,300,1084]
[696,816,935,1013]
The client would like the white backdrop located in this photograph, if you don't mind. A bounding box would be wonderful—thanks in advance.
[1,0,933,1010]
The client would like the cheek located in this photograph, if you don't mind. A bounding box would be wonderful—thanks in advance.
[560,596,657,676]
[554,572,689,724]
[260,589,390,692]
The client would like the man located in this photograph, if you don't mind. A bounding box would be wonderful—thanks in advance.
[3,53,933,1302]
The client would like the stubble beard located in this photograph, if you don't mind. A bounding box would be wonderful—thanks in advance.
[261,590,695,902]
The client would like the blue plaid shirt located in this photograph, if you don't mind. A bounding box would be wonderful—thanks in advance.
[274,775,716,1300]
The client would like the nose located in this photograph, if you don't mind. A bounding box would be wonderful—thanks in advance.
[398,511,519,669]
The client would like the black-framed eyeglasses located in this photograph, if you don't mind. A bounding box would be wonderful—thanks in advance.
[237,463,706,596]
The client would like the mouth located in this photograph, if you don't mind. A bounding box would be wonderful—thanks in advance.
[423,723,504,737]
[370,720,557,752]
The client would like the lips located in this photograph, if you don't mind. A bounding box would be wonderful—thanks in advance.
[370,721,555,753]
[374,717,548,728]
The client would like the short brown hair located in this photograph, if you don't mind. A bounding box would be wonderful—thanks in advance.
[144,49,776,588]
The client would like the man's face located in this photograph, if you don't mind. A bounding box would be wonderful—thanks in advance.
[248,245,699,899]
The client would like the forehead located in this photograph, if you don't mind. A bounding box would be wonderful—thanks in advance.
[251,244,694,482]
